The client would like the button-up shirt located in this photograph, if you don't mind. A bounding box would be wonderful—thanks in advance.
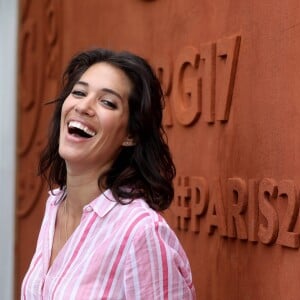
[21,189,196,299]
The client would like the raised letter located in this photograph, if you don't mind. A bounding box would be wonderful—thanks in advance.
[155,56,173,127]
[206,178,227,236]
[277,180,300,248]
[173,46,201,126]
[173,176,191,230]
[248,179,259,242]
[190,177,209,232]
[258,178,279,244]
[199,43,216,123]
[215,35,241,121]
[227,178,248,240]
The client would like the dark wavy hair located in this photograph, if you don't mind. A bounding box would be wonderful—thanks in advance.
[39,48,176,211]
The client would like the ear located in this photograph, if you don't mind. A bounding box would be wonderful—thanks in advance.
[122,137,135,147]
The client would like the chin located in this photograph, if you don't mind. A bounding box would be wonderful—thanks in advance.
[58,148,75,162]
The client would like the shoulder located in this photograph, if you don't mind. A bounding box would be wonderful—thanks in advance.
[105,194,177,246]
[119,198,182,251]
[117,197,169,229]
[122,199,195,298]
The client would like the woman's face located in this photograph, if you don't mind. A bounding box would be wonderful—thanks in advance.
[59,62,132,174]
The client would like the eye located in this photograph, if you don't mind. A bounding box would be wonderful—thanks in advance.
[71,90,86,98]
[100,99,117,109]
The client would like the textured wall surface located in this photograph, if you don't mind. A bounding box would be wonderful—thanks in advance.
[16,0,63,295]
[16,0,300,299]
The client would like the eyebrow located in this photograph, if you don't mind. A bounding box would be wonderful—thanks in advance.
[75,81,123,101]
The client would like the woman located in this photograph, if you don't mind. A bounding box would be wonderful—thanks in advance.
[21,48,195,299]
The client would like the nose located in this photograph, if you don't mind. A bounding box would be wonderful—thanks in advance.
[74,96,96,117]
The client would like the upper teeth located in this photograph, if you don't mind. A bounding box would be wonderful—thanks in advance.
[68,121,96,137]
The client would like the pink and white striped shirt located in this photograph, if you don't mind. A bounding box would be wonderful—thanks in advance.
[21,189,196,299]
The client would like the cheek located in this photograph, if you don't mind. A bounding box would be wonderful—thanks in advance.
[100,110,128,131]
[60,99,72,121]
[59,101,70,133]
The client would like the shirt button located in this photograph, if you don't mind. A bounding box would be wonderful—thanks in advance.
[84,206,93,213]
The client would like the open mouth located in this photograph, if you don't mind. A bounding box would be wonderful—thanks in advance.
[67,121,96,138]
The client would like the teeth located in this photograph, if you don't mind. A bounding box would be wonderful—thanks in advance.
[68,121,96,137]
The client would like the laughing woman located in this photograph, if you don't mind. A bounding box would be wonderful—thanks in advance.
[21,48,196,299]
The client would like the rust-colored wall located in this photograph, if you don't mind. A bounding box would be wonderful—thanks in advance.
[16,0,300,299]
[16,0,63,296]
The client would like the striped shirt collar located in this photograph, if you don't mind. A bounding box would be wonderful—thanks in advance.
[49,188,118,218]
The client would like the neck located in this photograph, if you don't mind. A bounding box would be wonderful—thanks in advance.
[64,172,104,218]
[63,160,113,217]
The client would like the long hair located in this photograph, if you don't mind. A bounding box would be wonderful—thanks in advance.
[39,48,176,211]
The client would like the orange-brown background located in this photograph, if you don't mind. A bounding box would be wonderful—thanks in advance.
[16,0,300,299]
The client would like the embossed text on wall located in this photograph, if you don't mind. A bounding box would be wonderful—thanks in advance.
[154,34,241,126]
[173,176,300,249]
